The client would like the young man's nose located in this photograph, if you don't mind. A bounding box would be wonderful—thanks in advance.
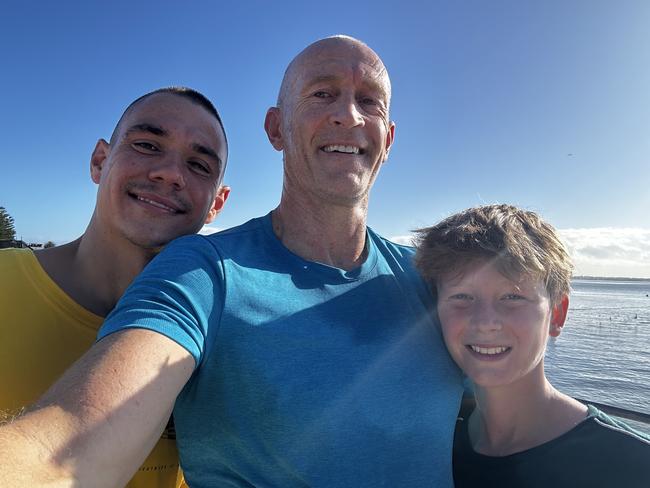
[148,156,186,190]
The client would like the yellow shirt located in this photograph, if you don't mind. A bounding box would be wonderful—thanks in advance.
[0,248,185,487]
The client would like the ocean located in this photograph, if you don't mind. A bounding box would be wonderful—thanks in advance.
[545,278,650,433]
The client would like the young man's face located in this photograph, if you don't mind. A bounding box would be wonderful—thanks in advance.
[91,92,229,250]
[267,39,395,207]
[436,260,566,389]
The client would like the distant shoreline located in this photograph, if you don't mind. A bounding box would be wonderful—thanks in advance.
[573,276,650,282]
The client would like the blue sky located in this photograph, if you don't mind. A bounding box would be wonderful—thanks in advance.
[1,1,649,277]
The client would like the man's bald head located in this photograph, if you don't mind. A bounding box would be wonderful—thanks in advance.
[277,35,392,113]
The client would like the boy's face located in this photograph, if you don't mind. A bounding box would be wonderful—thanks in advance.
[436,260,568,389]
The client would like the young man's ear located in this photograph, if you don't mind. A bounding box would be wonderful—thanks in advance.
[264,107,284,151]
[90,139,110,184]
[204,186,231,224]
[549,295,569,337]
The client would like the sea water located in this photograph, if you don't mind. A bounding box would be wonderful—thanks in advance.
[545,279,650,432]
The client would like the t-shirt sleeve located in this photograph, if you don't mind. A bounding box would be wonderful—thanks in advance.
[97,234,224,367]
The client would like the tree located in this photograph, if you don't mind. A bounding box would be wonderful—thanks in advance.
[43,241,56,248]
[0,207,16,241]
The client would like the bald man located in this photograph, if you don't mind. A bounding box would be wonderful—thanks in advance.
[0,37,462,487]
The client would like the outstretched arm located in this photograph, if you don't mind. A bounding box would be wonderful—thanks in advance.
[0,328,194,488]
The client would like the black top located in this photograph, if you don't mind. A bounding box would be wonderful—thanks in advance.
[453,405,650,487]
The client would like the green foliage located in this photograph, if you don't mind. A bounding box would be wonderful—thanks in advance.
[0,207,16,241]
[43,241,56,248]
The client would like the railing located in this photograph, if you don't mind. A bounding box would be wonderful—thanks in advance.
[574,398,650,425]
[459,393,650,426]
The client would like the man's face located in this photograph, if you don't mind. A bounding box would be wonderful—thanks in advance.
[91,93,229,250]
[436,260,564,389]
[267,39,395,207]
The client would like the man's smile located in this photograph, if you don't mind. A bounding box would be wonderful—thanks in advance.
[128,190,186,214]
[320,144,364,155]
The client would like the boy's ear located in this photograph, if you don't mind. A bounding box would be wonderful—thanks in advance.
[549,295,569,337]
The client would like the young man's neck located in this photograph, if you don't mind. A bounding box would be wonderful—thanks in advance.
[272,193,369,271]
[469,367,588,456]
[35,226,156,317]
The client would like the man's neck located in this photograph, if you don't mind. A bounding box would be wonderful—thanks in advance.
[272,194,369,271]
[35,225,156,317]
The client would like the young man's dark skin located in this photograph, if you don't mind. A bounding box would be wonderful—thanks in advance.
[0,87,230,487]
[38,90,229,317]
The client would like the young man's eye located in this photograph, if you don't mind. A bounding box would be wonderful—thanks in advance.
[133,142,159,152]
[189,160,210,175]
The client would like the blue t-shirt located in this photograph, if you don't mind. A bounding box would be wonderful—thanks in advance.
[100,214,463,487]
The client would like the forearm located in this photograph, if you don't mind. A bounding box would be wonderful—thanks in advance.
[0,407,79,487]
[1,406,172,487]
[0,329,193,488]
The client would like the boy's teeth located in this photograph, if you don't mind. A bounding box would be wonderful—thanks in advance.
[470,345,509,355]
[323,145,359,154]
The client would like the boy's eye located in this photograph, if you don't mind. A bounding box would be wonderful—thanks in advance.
[503,293,525,301]
[449,293,473,301]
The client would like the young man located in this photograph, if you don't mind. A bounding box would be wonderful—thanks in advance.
[0,87,230,487]
[0,37,462,487]
[415,203,650,487]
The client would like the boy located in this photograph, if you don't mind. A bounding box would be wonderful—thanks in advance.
[415,204,650,487]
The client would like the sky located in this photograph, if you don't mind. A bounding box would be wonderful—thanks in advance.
[1,0,648,278]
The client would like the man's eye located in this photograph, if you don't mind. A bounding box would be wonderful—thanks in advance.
[360,97,377,105]
[133,142,158,152]
[189,161,210,174]
[313,91,331,98]
[503,294,525,301]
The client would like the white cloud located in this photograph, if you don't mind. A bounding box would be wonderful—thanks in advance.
[390,227,650,279]
[198,225,222,236]
[559,228,650,278]
[388,234,415,246]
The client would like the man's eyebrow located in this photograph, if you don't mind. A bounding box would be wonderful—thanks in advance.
[305,74,388,99]
[124,123,168,138]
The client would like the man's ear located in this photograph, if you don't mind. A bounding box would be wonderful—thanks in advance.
[90,139,110,184]
[264,107,284,151]
[204,186,231,224]
[549,294,569,337]
[382,121,395,162]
